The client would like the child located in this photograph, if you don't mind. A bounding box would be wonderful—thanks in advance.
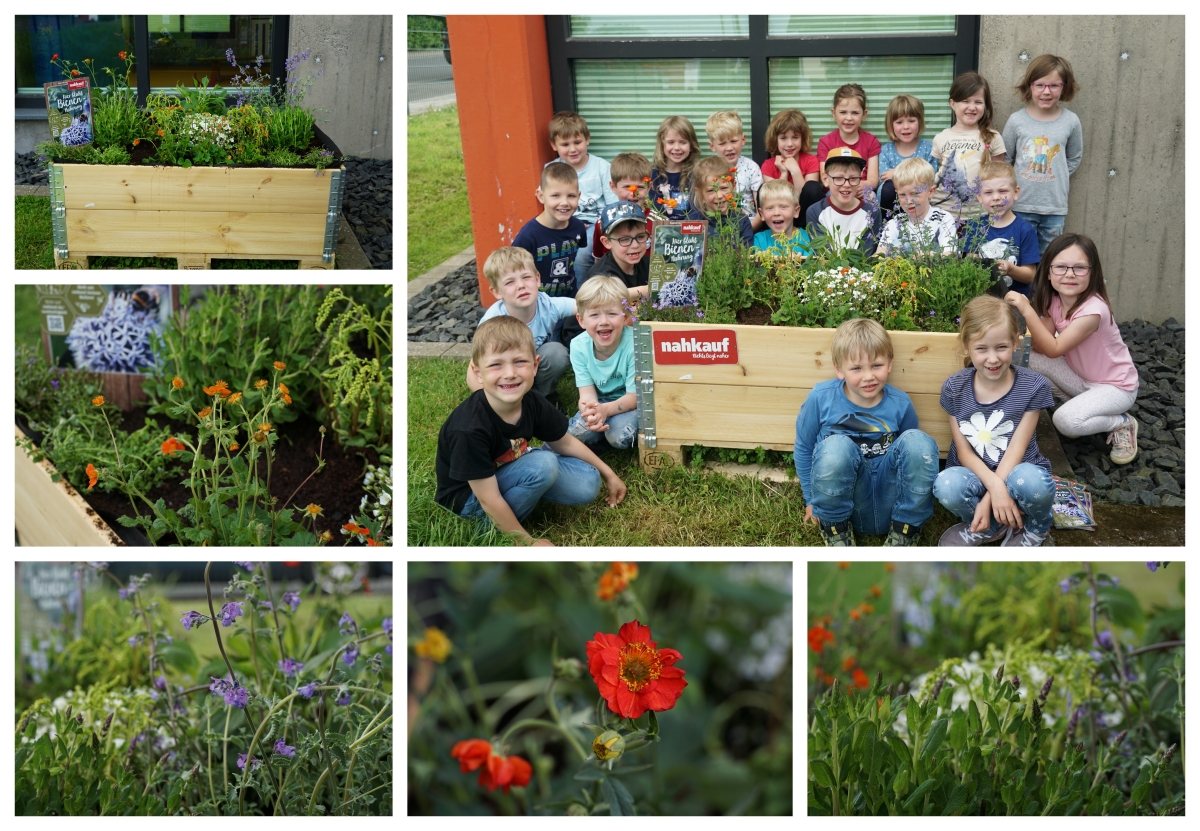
[962,161,1040,296]
[934,295,1056,547]
[1002,54,1084,254]
[568,276,640,450]
[650,116,702,220]
[586,202,652,299]
[1005,233,1140,464]
[930,72,1007,221]
[760,107,825,224]
[805,148,882,254]
[752,178,812,257]
[706,110,763,222]
[686,155,755,245]
[590,152,655,259]
[877,94,939,217]
[473,247,576,403]
[545,111,615,289]
[875,158,957,256]
[816,83,881,201]
[436,317,627,546]
[794,318,938,547]
[512,162,588,298]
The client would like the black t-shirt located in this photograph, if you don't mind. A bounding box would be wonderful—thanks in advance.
[586,251,649,290]
[511,215,588,298]
[435,389,570,514]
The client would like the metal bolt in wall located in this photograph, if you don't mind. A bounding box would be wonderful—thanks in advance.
[1120,51,1130,60]
[1108,170,1117,178]
[1018,51,1029,62]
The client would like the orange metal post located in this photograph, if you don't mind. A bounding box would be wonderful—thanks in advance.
[446,16,555,308]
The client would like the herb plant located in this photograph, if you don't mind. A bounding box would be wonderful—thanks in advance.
[313,288,394,450]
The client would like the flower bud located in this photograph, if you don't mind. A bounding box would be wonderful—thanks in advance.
[553,656,585,681]
[994,663,1005,685]
[566,803,589,817]
[875,670,882,691]
[592,730,626,762]
[931,674,946,702]
[887,683,895,699]
[102,711,114,734]
[1075,742,1084,754]
[77,713,84,724]
[1111,730,1128,749]
[1039,675,1054,702]
[1011,675,1021,691]
[1162,743,1177,767]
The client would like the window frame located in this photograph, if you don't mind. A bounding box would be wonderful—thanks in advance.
[545,15,980,164]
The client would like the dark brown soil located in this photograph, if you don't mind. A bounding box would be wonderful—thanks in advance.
[737,303,775,327]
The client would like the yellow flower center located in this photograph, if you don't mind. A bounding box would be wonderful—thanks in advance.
[978,429,993,443]
[618,642,663,692]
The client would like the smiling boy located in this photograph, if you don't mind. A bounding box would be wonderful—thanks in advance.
[752,178,812,257]
[567,276,640,450]
[436,316,627,546]
[875,158,957,256]
[586,202,652,300]
[805,148,882,253]
[793,319,938,546]
[512,162,588,298]
[706,110,764,223]
[546,111,615,288]
[963,161,1041,296]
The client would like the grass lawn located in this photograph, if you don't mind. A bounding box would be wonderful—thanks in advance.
[408,357,970,546]
[407,106,472,280]
[15,284,42,351]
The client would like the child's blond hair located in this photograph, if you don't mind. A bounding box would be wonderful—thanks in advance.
[831,318,893,368]
[764,108,813,156]
[610,152,652,186]
[482,247,536,292]
[548,110,590,143]
[540,161,578,190]
[977,160,1018,189]
[891,157,936,190]
[574,275,629,316]
[651,116,701,200]
[884,94,926,140]
[471,315,537,367]
[957,295,1022,368]
[690,155,734,211]
[757,177,799,209]
[1015,54,1080,103]
[706,110,745,143]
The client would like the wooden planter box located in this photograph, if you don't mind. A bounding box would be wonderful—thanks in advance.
[49,162,345,269]
[15,426,122,546]
[633,321,1006,471]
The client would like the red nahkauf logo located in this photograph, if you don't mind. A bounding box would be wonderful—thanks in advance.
[652,330,739,364]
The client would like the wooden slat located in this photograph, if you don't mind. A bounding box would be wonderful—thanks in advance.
[14,427,122,547]
[647,321,963,395]
[60,164,338,213]
[66,210,327,256]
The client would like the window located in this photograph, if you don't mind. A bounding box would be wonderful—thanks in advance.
[570,16,748,39]
[16,15,133,95]
[145,15,273,92]
[767,16,955,36]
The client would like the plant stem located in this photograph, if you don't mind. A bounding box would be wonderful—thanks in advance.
[248,611,263,692]
[544,677,588,761]
[307,766,332,816]
[222,703,231,791]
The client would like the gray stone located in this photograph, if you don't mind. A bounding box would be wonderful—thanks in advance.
[408,325,426,337]
[1085,465,1111,488]
[1161,495,1187,507]
[1112,490,1138,504]
[449,327,472,337]
[1153,455,1179,471]
[1080,453,1101,469]
[413,308,433,321]
[1164,406,1184,424]
[1138,491,1161,506]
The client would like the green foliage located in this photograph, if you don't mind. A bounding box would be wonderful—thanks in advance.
[694,216,759,317]
[408,16,448,49]
[267,106,315,152]
[266,148,302,167]
[406,106,473,280]
[687,443,795,473]
[171,75,227,115]
[35,139,130,166]
[226,103,269,152]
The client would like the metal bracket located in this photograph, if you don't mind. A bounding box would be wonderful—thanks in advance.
[1016,334,1032,368]
[634,322,657,447]
[322,168,345,264]
[49,164,69,259]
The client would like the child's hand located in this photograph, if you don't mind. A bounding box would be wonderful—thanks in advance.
[970,492,992,532]
[990,488,1024,529]
[1004,290,1031,313]
[773,155,792,182]
[880,169,893,182]
[803,504,818,525]
[782,156,802,180]
[581,400,610,432]
[531,538,555,547]
[603,471,627,507]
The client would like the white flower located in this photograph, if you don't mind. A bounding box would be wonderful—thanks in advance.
[959,410,1014,463]
[1017,478,1025,486]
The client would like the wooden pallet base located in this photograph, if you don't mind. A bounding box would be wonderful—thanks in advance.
[55,252,334,270]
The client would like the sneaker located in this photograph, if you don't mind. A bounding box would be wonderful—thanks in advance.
[1001,526,1048,547]
[819,521,856,547]
[1107,415,1138,465]
[883,520,922,547]
[938,521,1007,547]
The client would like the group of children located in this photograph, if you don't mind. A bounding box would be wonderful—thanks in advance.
[435,54,1141,547]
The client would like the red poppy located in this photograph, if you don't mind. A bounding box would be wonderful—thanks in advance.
[852,668,870,689]
[586,620,686,719]
[478,753,533,793]
[450,739,492,773]
[808,625,835,653]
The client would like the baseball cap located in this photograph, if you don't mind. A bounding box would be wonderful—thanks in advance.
[824,147,867,170]
[600,202,647,236]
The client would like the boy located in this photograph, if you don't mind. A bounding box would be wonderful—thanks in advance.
[568,276,640,450]
[793,318,938,546]
[963,161,1041,296]
[874,158,957,257]
[707,110,763,223]
[752,178,812,257]
[805,148,882,254]
[436,316,627,546]
[590,152,655,260]
[545,111,615,288]
[512,162,588,298]
[472,247,575,404]
[586,202,652,299]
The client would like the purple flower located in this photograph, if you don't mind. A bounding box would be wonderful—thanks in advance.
[281,591,301,612]
[118,581,137,600]
[298,682,318,699]
[219,601,244,627]
[382,617,392,638]
[335,691,351,706]
[180,610,206,630]
[209,675,234,695]
[278,658,304,677]
[274,738,296,758]
[128,634,144,648]
[225,686,250,709]
[338,612,357,635]
[342,642,360,666]
[237,753,259,771]
[87,562,108,569]
[225,48,236,66]
[154,675,167,690]
[1095,629,1114,651]
[51,379,59,389]
[1146,562,1160,572]
[1059,576,1081,594]
[234,561,255,570]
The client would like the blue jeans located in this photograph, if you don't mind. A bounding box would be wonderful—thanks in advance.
[574,224,597,290]
[804,430,939,534]
[934,463,1055,536]
[568,402,639,449]
[1013,211,1065,256]
[459,447,601,522]
[534,341,570,399]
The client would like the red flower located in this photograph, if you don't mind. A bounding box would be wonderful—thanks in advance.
[586,620,686,719]
[478,753,533,793]
[852,668,870,689]
[450,739,492,773]
[161,437,186,456]
[86,463,98,491]
[118,50,127,60]
[52,53,59,61]
[842,655,857,671]
[808,625,835,653]
[870,585,882,598]
[71,69,80,77]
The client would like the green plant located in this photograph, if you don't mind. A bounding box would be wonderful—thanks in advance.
[313,288,393,451]
[910,254,997,331]
[226,103,270,153]
[266,148,302,167]
[695,214,759,316]
[49,51,147,148]
[267,106,315,152]
[171,75,227,115]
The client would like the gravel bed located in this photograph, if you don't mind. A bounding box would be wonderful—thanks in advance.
[407,259,486,344]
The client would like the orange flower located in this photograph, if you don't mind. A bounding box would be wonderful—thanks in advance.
[343,522,370,536]
[365,537,383,546]
[840,267,851,275]
[254,379,268,389]
[850,609,862,621]
[197,406,212,419]
[478,752,533,794]
[118,51,127,60]
[808,625,835,653]
[86,463,98,491]
[596,562,639,601]
[84,58,91,64]
[842,655,857,671]
[305,504,323,517]
[900,281,909,288]
[158,129,164,136]
[450,739,492,773]
[92,395,105,407]
[133,139,141,146]
[161,437,186,456]
[282,393,292,405]
[229,443,239,451]
[52,53,59,61]
[172,376,184,389]
[861,603,874,614]
[203,380,230,397]
[884,563,896,573]
[71,69,81,76]
[642,176,651,183]
[279,382,289,395]
[273,360,286,370]
[870,585,882,598]
[852,668,870,689]
[228,391,243,405]
[838,562,850,570]
[258,422,272,433]
[586,620,687,719]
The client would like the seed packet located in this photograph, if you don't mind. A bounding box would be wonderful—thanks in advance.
[44,77,94,148]
[1052,475,1096,530]
[648,221,706,297]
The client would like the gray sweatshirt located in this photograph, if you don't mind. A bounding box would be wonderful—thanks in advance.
[1002,107,1084,216]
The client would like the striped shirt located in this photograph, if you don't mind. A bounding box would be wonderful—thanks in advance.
[941,366,1054,472]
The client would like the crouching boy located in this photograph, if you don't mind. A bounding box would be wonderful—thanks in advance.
[436,317,627,546]
[793,319,938,546]
[568,276,640,449]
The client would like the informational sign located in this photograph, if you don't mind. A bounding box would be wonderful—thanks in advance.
[17,563,89,679]
[652,329,739,365]
[38,285,176,373]
[44,77,94,147]
[648,221,706,296]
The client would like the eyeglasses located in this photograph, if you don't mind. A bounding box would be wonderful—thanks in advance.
[612,232,650,247]
[1050,264,1091,277]
[829,175,862,186]
[1032,82,1064,92]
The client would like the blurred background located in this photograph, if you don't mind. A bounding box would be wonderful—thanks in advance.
[408,561,792,815]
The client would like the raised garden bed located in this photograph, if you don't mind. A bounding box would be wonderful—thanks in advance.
[15,424,121,546]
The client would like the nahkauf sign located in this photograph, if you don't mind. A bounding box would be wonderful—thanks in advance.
[652,329,739,365]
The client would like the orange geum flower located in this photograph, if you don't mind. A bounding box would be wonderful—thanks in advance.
[258,422,272,433]
[203,380,230,397]
[842,655,857,671]
[92,395,105,407]
[254,379,268,389]
[86,463,98,490]
[342,522,370,536]
[850,609,862,621]
[870,585,883,598]
[273,360,286,370]
[197,406,212,419]
[172,376,184,389]
[305,504,323,517]
[228,442,239,451]
[860,603,875,615]
[852,668,870,689]
[133,139,141,146]
[278,382,289,395]
[479,753,532,794]
[808,625,835,653]
[450,739,492,773]
[227,391,242,405]
[282,393,292,405]
[587,620,686,719]
[365,537,383,546]
[157,129,164,136]
[161,437,186,456]
[838,562,851,570]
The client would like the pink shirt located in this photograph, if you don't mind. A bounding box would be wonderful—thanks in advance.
[1049,294,1139,391]
[816,130,882,170]
[760,153,820,182]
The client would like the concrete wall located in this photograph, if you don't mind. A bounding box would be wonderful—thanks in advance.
[17,120,52,155]
[289,15,393,160]
[979,16,1184,324]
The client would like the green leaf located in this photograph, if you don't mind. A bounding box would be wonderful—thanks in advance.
[920,716,948,764]
[902,777,937,811]
[942,782,969,815]
[1130,766,1151,804]
[810,760,835,788]
[602,776,635,816]
[949,712,968,751]
[166,780,182,814]
[647,710,659,736]
[574,764,606,781]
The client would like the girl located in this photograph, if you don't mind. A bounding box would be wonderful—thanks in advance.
[1005,233,1139,465]
[877,94,939,218]
[815,84,881,201]
[934,295,1056,547]
[684,155,754,245]
[930,72,1006,221]
[759,108,824,222]
[650,116,701,220]
[1001,54,1084,255]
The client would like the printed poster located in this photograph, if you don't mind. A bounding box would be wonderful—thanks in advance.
[648,221,706,296]
[44,78,94,147]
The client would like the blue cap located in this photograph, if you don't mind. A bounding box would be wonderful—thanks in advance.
[599,202,647,236]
